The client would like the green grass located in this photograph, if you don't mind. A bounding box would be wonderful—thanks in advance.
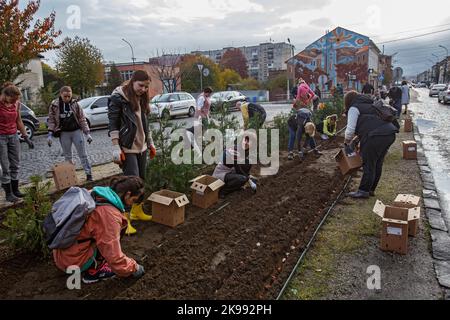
[283,129,423,300]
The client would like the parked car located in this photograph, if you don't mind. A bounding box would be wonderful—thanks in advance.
[18,103,40,141]
[438,85,450,104]
[150,92,196,119]
[429,84,447,97]
[78,96,110,128]
[210,91,248,112]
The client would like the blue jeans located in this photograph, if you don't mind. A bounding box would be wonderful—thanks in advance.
[393,100,402,117]
[288,127,317,152]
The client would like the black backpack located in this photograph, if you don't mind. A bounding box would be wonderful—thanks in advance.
[371,99,397,122]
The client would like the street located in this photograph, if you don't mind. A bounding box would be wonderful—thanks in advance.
[410,88,450,228]
[17,103,292,183]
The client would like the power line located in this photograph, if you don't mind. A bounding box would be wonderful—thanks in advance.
[377,28,450,44]
[370,22,450,39]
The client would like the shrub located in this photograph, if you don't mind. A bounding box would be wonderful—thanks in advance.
[3,176,52,256]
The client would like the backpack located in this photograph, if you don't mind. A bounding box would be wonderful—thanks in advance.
[371,99,398,123]
[43,187,96,250]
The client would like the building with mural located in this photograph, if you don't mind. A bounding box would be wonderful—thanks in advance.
[287,27,386,92]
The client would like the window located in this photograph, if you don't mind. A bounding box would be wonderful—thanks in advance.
[120,70,133,81]
[94,97,108,108]
[169,94,179,102]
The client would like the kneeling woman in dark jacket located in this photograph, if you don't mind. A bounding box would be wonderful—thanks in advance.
[344,91,399,199]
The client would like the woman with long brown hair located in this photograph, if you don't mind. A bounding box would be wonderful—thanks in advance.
[108,70,155,234]
[0,82,34,203]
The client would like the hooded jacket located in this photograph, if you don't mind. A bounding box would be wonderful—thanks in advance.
[48,98,90,135]
[53,187,138,277]
[108,86,153,152]
[322,115,337,136]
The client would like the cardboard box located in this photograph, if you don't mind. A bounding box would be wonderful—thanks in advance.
[393,194,421,237]
[402,141,417,160]
[373,200,421,255]
[52,162,79,191]
[404,118,413,132]
[334,149,363,176]
[190,175,225,209]
[148,190,189,228]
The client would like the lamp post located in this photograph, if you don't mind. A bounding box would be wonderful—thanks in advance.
[287,38,295,100]
[197,64,204,92]
[122,38,136,66]
[439,45,448,83]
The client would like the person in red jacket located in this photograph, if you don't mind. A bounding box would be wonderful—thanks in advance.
[53,176,146,284]
[0,82,34,203]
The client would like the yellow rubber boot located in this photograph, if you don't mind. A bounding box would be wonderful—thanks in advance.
[130,203,152,221]
[125,212,137,236]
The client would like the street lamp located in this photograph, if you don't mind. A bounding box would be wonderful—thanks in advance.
[287,38,295,100]
[122,38,136,66]
[197,64,204,92]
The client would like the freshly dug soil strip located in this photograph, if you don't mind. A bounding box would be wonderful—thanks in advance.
[0,138,346,300]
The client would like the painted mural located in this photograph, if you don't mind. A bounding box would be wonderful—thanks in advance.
[292,27,371,91]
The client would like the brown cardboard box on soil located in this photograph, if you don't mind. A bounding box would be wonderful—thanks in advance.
[402,141,417,160]
[393,194,421,237]
[190,175,225,209]
[334,149,363,176]
[148,190,189,228]
[373,200,421,255]
[404,118,413,132]
[52,162,79,191]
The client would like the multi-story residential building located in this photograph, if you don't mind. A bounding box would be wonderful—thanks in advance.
[286,27,383,92]
[193,42,294,82]
[15,54,44,106]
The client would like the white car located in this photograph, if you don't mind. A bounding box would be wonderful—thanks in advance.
[79,95,110,128]
[150,92,196,119]
[429,84,447,97]
[438,85,450,104]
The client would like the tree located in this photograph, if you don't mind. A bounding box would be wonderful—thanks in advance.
[220,48,248,78]
[149,52,184,93]
[179,54,221,92]
[0,0,61,85]
[240,77,262,90]
[106,63,122,94]
[56,37,104,98]
[218,68,241,90]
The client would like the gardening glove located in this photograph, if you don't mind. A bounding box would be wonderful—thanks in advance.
[149,144,157,160]
[248,178,257,193]
[344,143,355,156]
[133,264,145,279]
[85,134,93,145]
[47,132,53,147]
[24,136,34,150]
[112,144,123,164]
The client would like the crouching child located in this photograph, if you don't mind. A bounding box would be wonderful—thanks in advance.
[47,176,146,284]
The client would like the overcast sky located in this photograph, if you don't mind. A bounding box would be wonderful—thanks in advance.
[34,0,450,77]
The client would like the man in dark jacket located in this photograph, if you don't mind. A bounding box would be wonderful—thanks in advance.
[387,85,403,117]
[361,81,375,95]
[344,92,399,199]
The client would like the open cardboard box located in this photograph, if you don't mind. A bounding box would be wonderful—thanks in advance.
[190,175,225,209]
[52,162,79,191]
[148,190,190,228]
[334,149,363,176]
[373,200,421,255]
[393,194,421,237]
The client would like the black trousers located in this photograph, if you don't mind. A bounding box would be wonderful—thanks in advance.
[359,134,396,192]
[123,150,148,180]
[221,164,252,196]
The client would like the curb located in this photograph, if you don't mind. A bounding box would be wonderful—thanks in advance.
[413,122,450,295]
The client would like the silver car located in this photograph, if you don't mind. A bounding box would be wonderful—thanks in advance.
[150,92,196,119]
[79,96,110,128]
[429,84,447,97]
[438,84,450,104]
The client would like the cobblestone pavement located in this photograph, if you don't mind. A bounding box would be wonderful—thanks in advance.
[16,103,292,184]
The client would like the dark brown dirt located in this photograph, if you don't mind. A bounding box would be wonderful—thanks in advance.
[0,137,347,300]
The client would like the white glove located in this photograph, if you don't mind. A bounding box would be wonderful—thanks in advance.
[47,133,53,147]
[248,179,257,193]
[133,264,145,278]
[112,144,122,163]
